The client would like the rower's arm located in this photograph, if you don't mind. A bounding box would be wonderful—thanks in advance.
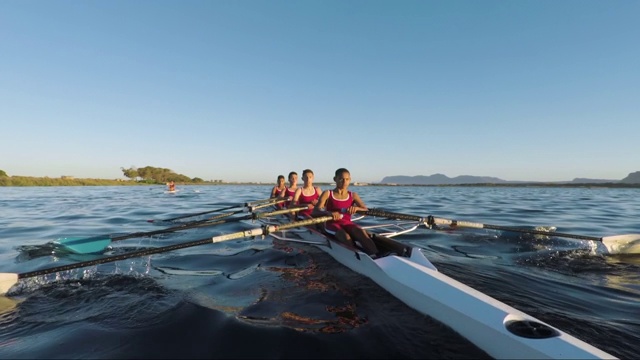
[312,191,328,215]
[351,192,368,213]
[292,188,302,205]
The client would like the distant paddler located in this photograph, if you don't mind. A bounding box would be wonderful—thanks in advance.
[167,181,176,192]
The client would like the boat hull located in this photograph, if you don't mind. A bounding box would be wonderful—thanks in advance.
[273,225,615,360]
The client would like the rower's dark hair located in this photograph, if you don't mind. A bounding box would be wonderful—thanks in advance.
[335,168,350,177]
[277,175,285,181]
[288,171,298,178]
[302,169,314,176]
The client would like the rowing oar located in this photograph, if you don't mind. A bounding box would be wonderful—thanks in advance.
[147,196,290,223]
[364,208,640,255]
[55,205,310,255]
[0,215,332,296]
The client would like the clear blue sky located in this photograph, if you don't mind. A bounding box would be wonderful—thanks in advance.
[2,1,638,183]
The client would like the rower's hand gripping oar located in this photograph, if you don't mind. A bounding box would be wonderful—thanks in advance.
[55,203,307,255]
[0,215,332,296]
[147,196,289,223]
[364,208,640,255]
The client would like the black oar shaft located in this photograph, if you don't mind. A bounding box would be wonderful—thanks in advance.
[205,200,284,221]
[19,215,331,280]
[365,208,423,222]
[156,197,290,222]
[114,213,247,241]
[176,205,309,230]
[112,200,295,242]
[112,221,210,241]
[253,205,309,219]
[163,204,239,221]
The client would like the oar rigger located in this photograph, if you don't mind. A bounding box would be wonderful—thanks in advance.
[363,208,640,255]
[364,208,439,229]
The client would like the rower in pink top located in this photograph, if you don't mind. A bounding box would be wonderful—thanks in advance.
[312,167,379,256]
[291,169,321,219]
[270,175,286,199]
[270,174,287,209]
[279,171,298,208]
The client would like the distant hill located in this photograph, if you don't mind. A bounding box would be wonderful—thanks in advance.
[621,171,640,184]
[379,171,640,185]
[568,178,618,184]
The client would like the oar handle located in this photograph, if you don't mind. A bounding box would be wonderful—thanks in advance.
[250,198,290,211]
[247,196,291,207]
[252,205,309,219]
[275,216,332,231]
[18,216,332,281]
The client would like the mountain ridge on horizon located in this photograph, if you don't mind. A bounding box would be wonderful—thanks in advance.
[379,171,640,185]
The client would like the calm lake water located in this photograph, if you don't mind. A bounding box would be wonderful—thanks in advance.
[0,185,639,359]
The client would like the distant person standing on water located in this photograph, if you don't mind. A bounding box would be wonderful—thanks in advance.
[167,181,176,192]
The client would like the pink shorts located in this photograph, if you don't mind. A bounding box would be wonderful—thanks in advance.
[324,220,360,235]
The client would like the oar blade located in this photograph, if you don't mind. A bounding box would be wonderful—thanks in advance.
[0,273,19,296]
[56,206,306,255]
[54,236,113,254]
[0,296,20,314]
[602,234,640,255]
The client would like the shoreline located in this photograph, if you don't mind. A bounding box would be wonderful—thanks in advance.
[1,180,639,188]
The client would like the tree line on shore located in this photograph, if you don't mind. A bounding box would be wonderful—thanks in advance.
[2,167,639,188]
[0,166,224,186]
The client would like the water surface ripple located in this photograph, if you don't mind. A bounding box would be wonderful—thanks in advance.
[0,185,638,358]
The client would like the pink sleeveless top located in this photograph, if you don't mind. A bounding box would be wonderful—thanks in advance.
[297,187,320,217]
[271,186,285,198]
[326,191,353,223]
[283,187,297,208]
[284,187,296,198]
[271,187,285,208]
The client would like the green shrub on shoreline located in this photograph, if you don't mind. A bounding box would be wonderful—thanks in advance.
[0,176,148,186]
